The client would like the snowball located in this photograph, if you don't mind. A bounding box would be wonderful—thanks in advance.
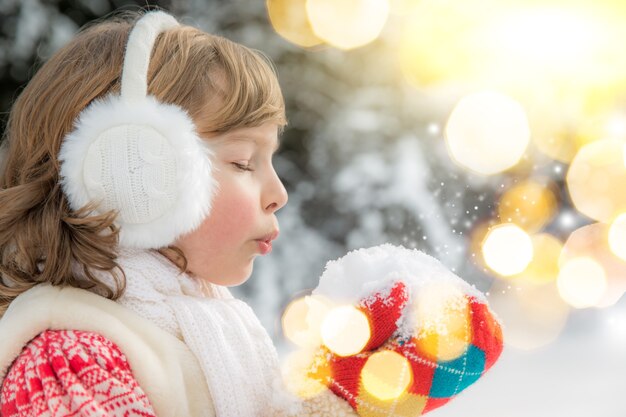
[311,244,488,339]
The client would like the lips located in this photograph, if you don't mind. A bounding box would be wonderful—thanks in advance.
[254,230,279,255]
[255,230,279,243]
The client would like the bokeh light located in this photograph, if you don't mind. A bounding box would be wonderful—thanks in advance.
[511,233,563,285]
[399,1,626,90]
[282,294,335,348]
[445,91,531,175]
[306,0,390,50]
[468,219,498,271]
[530,113,579,164]
[267,0,324,47]
[413,283,471,361]
[560,223,626,308]
[497,180,559,233]
[529,98,626,164]
[281,348,329,399]
[282,297,310,347]
[576,113,626,150]
[482,223,533,276]
[609,213,626,261]
[281,294,335,348]
[567,139,626,223]
[399,0,499,86]
[361,350,413,401]
[488,279,570,350]
[321,305,371,356]
[479,6,618,89]
[557,257,607,309]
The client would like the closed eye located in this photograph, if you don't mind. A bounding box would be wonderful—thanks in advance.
[232,162,253,172]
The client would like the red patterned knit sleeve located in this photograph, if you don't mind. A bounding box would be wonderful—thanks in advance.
[0,330,157,417]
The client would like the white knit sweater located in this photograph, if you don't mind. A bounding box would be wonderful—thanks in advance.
[82,248,357,417]
[78,248,293,416]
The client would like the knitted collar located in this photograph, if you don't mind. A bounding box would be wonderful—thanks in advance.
[85,247,300,416]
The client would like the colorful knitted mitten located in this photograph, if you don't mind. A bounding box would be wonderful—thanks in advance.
[305,244,503,417]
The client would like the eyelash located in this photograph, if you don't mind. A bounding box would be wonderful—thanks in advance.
[232,162,253,172]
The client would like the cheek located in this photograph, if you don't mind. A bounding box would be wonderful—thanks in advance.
[197,180,257,243]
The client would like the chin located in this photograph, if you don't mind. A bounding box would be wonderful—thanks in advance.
[220,265,254,287]
[221,274,251,287]
[191,257,254,287]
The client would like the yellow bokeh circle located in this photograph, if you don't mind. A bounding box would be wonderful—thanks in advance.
[482,223,534,276]
[487,279,570,350]
[445,91,531,175]
[560,222,626,308]
[281,349,329,399]
[511,233,563,285]
[321,305,371,356]
[497,180,558,233]
[557,257,607,309]
[399,0,497,86]
[361,350,413,401]
[306,0,390,50]
[567,138,626,222]
[414,283,471,361]
[282,297,311,347]
[267,0,324,47]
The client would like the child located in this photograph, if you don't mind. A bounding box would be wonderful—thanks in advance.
[0,8,296,416]
[0,9,502,417]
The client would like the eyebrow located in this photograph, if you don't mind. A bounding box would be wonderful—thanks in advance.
[224,136,281,153]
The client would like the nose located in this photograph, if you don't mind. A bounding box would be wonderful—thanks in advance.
[263,169,288,213]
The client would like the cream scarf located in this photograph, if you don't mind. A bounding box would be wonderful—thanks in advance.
[83,247,301,417]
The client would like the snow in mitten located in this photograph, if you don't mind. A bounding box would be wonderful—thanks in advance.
[284,244,503,417]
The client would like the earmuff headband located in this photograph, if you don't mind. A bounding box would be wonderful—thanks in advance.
[59,10,216,248]
[121,12,179,102]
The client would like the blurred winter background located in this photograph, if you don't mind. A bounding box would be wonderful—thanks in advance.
[2,0,626,415]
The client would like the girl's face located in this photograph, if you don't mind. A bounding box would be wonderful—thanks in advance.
[170,122,288,286]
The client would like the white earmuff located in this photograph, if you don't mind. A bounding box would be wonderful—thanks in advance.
[59,11,216,249]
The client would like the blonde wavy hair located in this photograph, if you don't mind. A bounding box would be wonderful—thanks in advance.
[0,10,287,315]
